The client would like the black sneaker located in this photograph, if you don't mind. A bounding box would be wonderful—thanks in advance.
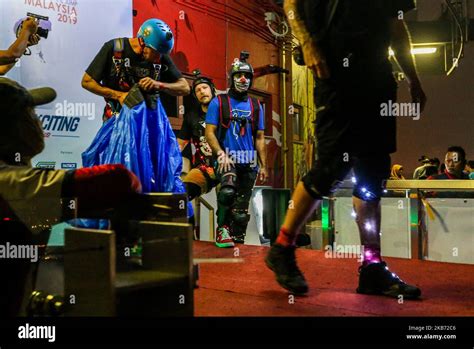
[357,261,421,299]
[265,244,308,295]
[231,233,245,244]
[295,232,311,247]
[228,225,245,244]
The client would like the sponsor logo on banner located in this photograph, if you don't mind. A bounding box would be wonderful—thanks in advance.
[61,162,77,169]
[7,0,134,169]
[38,114,81,138]
[25,0,79,25]
[35,161,56,169]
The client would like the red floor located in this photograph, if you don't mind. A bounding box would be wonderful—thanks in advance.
[193,241,474,317]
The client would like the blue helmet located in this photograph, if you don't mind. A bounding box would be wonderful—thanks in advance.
[137,19,174,54]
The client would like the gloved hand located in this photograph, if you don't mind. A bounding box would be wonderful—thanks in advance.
[62,164,141,213]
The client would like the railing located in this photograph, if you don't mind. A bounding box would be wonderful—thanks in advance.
[196,196,216,241]
[322,180,474,264]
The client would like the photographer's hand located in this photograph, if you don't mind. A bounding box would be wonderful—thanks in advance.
[21,17,38,36]
[28,34,41,47]
[0,18,38,65]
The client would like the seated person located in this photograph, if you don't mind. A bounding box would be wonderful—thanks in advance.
[428,146,469,180]
[426,146,472,198]
[0,77,141,316]
[389,164,405,180]
[413,156,439,179]
[465,160,474,180]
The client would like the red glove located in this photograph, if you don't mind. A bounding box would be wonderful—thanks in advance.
[64,164,141,212]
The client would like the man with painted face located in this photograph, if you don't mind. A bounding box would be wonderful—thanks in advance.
[82,18,190,122]
[178,72,219,203]
[205,53,268,248]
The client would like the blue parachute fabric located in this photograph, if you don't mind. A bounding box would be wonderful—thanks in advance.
[81,116,114,169]
[81,97,193,219]
[68,218,110,230]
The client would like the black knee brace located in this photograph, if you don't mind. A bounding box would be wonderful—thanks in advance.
[351,154,390,201]
[218,186,236,206]
[302,157,352,199]
[352,180,386,201]
[231,209,250,226]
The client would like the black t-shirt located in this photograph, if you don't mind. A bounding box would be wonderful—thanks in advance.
[178,106,213,167]
[320,0,416,79]
[86,38,182,116]
[310,0,415,155]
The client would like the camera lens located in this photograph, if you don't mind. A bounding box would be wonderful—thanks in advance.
[36,27,48,39]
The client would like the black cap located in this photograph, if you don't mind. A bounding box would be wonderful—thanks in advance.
[191,69,216,98]
[0,77,56,107]
[193,76,215,93]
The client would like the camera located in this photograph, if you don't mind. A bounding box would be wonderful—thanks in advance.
[240,51,250,63]
[14,13,52,40]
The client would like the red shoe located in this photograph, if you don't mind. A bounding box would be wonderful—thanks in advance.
[215,226,235,248]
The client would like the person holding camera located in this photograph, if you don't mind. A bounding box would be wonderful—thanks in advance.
[0,17,40,76]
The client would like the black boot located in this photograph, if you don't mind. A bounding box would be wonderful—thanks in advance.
[230,226,245,244]
[295,232,311,247]
[265,244,308,295]
[232,234,245,244]
[357,261,421,299]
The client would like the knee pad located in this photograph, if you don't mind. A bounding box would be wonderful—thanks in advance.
[231,209,250,226]
[221,170,237,187]
[302,159,351,199]
[352,154,390,201]
[218,186,236,206]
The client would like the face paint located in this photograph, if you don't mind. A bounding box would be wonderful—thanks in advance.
[233,74,250,92]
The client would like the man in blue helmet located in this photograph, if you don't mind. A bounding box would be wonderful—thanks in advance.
[80,19,192,218]
[205,52,268,248]
[82,18,190,122]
